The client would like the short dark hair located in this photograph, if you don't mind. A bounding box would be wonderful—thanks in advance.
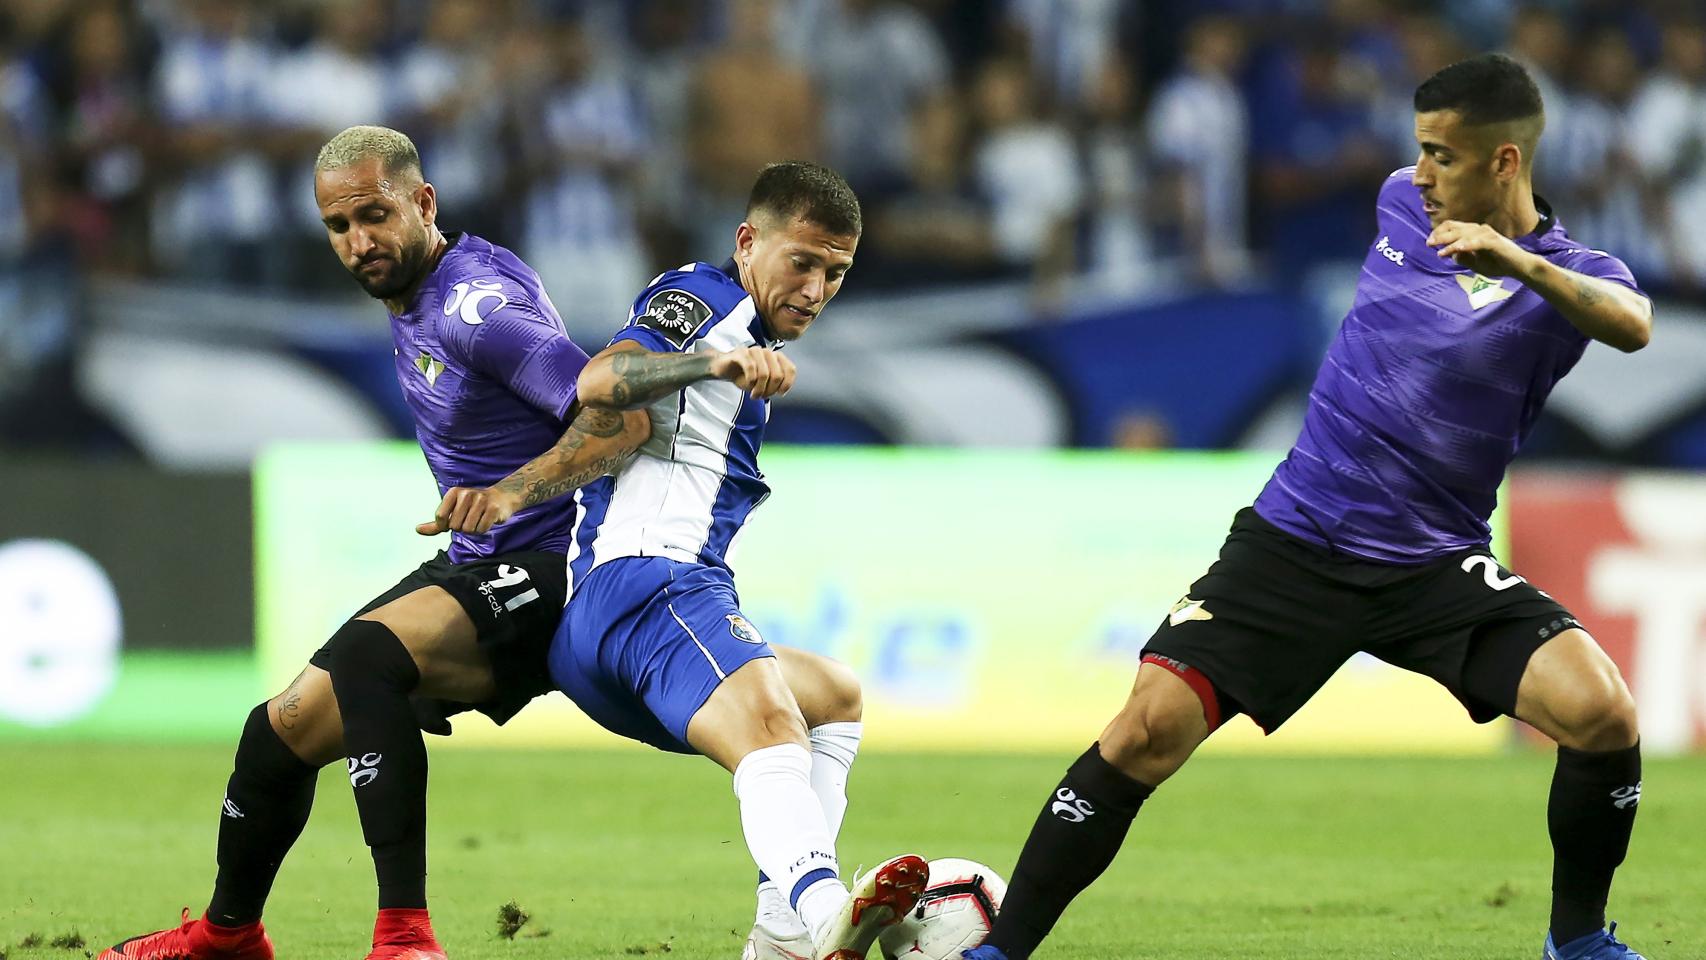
[746,161,862,237]
[1413,53,1544,125]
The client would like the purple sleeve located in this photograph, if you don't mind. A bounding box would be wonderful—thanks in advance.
[1561,248,1644,296]
[1375,168,1429,236]
[447,293,588,420]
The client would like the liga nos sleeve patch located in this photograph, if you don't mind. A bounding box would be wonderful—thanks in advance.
[634,288,714,348]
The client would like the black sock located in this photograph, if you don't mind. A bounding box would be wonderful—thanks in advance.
[1548,741,1642,944]
[207,704,318,926]
[986,744,1154,960]
[326,620,429,911]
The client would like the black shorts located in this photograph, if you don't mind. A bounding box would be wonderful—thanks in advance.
[309,549,567,726]
[1141,508,1580,733]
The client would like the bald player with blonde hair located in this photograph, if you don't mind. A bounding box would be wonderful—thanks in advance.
[98,125,654,960]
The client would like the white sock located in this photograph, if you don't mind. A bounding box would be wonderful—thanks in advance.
[733,744,846,938]
[808,721,862,840]
[754,881,803,932]
[754,721,864,930]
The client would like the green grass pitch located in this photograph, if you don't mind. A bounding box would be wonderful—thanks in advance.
[1,743,1702,959]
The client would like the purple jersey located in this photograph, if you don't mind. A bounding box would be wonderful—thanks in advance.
[1252,168,1642,563]
[392,233,588,562]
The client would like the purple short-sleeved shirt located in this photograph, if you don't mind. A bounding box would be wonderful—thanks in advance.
[1253,168,1643,563]
[391,233,589,561]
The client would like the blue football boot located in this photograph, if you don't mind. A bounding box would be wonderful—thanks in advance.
[1545,922,1648,959]
[961,947,1010,960]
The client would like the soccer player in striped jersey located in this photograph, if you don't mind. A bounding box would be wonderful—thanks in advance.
[549,162,929,960]
[965,55,1658,960]
[100,126,649,960]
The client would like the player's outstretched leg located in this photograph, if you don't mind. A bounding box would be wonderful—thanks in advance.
[99,669,343,960]
[1513,631,1648,959]
[688,655,924,960]
[745,648,865,960]
[965,659,1216,960]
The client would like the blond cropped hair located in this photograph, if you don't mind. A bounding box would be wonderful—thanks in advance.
[314,125,423,181]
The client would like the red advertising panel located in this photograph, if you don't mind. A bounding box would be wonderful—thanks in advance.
[1510,471,1706,754]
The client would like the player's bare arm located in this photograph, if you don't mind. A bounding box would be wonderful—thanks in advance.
[417,405,652,536]
[1428,220,1653,352]
[577,339,797,410]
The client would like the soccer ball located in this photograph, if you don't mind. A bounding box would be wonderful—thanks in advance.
[877,857,1006,960]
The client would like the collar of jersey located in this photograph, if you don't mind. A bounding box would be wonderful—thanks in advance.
[718,258,786,349]
[1513,195,1561,252]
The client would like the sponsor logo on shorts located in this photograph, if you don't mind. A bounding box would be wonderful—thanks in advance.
[221,796,244,819]
[727,614,764,644]
[1168,595,1214,626]
[1051,787,1095,823]
[477,563,540,619]
[1611,782,1641,810]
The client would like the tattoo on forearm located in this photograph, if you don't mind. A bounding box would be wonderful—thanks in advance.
[607,351,715,408]
[494,407,640,509]
[517,452,634,506]
[1574,277,1604,307]
[575,407,628,439]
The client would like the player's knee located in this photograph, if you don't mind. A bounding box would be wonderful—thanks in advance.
[324,619,421,693]
[1101,695,1201,782]
[1549,679,1639,752]
[1572,689,1639,752]
[816,656,863,723]
[752,698,810,749]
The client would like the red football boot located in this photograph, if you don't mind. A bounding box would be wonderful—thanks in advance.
[815,854,930,960]
[98,909,273,960]
[364,908,447,960]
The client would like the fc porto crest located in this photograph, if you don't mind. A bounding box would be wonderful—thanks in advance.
[1455,272,1515,311]
[726,614,764,644]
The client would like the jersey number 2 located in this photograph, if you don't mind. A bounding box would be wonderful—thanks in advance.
[1460,555,1526,591]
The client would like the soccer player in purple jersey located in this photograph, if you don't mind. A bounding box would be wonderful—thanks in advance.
[964,56,1658,960]
[100,126,651,960]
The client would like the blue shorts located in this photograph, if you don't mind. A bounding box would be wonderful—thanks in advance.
[548,556,775,753]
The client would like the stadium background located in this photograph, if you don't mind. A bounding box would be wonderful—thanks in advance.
[2,0,1705,957]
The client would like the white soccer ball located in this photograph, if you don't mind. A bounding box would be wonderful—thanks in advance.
[878,857,1007,960]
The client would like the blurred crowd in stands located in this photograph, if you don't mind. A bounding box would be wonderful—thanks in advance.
[3,0,1705,451]
[4,0,1706,297]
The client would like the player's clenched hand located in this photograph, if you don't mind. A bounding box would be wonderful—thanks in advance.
[708,345,796,399]
[1427,220,1534,279]
[415,486,523,536]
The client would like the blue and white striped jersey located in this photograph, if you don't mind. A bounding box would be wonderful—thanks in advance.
[567,260,779,590]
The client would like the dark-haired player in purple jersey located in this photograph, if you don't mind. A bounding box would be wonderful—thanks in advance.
[965,55,1657,960]
[101,126,650,960]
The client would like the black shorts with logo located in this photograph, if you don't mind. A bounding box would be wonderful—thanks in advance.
[309,549,567,726]
[1141,507,1580,733]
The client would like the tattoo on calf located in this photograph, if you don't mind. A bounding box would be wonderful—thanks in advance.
[277,688,303,730]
